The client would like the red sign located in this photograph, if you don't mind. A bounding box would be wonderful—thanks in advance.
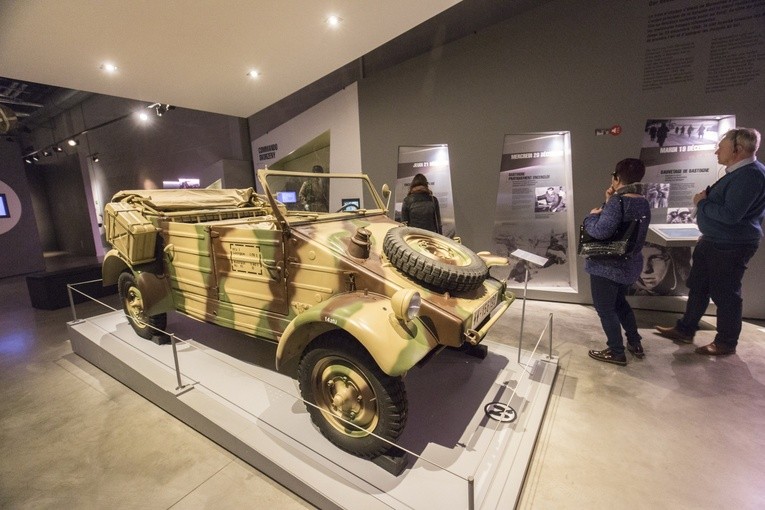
[609,125,622,136]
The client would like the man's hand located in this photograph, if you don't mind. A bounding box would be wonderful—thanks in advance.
[693,189,707,205]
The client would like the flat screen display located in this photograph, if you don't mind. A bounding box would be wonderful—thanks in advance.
[277,191,297,204]
[0,193,9,218]
[341,198,360,210]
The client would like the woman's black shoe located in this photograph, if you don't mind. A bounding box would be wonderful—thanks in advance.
[588,347,627,366]
[626,342,645,359]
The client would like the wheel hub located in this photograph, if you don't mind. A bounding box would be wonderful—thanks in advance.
[405,234,469,266]
[313,359,378,437]
[125,287,148,328]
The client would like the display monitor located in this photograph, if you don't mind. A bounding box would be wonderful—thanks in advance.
[341,198,360,211]
[0,193,9,219]
[276,190,297,204]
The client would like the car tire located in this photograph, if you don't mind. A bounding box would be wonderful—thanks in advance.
[298,334,407,459]
[118,271,167,341]
[383,226,488,293]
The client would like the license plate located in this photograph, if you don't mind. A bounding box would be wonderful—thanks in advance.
[472,291,499,328]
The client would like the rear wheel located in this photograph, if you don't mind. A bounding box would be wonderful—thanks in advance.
[118,272,167,341]
[298,334,407,458]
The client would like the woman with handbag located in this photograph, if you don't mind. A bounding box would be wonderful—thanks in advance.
[401,173,443,234]
[583,158,651,365]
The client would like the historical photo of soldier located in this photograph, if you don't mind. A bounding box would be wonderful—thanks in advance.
[645,183,670,208]
[534,185,566,213]
[628,242,692,296]
[666,207,695,223]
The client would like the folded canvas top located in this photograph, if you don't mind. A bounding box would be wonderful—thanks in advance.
[111,188,258,211]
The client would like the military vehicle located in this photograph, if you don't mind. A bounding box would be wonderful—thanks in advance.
[102,169,514,459]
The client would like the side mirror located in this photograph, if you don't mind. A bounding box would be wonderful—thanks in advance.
[381,183,392,211]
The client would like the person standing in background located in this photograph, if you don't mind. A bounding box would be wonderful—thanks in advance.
[584,159,651,366]
[656,128,765,355]
[401,173,442,234]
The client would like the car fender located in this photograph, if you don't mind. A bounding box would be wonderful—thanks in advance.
[276,291,438,377]
[102,249,174,316]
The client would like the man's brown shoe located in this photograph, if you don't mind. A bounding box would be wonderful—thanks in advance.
[655,325,694,343]
[694,342,736,356]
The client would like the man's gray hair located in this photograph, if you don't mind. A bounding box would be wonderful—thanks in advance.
[723,127,761,154]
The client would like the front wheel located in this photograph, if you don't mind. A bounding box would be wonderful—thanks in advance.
[298,334,407,459]
[118,272,167,341]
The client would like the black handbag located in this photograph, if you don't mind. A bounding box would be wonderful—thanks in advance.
[578,196,641,259]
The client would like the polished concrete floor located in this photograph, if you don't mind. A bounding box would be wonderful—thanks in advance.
[1,272,764,509]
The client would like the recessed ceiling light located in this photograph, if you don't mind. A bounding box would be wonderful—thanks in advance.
[100,63,118,73]
[326,15,342,27]
[247,70,260,79]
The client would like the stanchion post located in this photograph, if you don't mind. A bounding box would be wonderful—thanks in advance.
[548,313,554,359]
[67,284,78,322]
[518,265,530,364]
[468,475,475,510]
[170,334,184,390]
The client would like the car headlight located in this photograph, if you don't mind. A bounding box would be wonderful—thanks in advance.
[392,289,421,322]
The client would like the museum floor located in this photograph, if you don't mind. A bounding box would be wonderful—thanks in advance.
[1,271,764,509]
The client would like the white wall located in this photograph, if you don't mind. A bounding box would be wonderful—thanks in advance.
[251,83,362,177]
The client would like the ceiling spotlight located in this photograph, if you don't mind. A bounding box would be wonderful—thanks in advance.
[100,63,118,73]
[91,153,100,163]
[42,150,52,157]
[25,157,33,164]
[247,69,260,79]
[326,15,342,27]
[67,139,78,146]
[139,112,149,121]
[54,145,63,152]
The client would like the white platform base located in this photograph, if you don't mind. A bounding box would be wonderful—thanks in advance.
[69,311,557,509]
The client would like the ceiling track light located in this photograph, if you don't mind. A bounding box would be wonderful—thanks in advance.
[90,153,100,163]
[67,139,78,146]
[147,103,174,117]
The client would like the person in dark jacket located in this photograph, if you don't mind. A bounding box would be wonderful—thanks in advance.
[401,173,442,234]
[584,158,651,366]
[655,127,765,355]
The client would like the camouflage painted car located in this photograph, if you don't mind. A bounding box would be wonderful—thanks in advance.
[102,169,514,459]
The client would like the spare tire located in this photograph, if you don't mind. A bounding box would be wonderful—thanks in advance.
[383,226,488,293]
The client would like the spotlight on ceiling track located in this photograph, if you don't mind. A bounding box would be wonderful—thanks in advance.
[67,139,79,147]
[43,150,52,157]
[147,103,175,117]
[31,154,40,162]
[100,63,118,73]
[25,158,33,164]
[90,153,100,163]
[54,145,63,152]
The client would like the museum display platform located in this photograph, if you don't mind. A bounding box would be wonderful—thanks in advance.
[68,310,557,509]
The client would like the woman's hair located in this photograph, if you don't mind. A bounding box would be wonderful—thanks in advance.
[411,173,429,188]
[614,158,645,184]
